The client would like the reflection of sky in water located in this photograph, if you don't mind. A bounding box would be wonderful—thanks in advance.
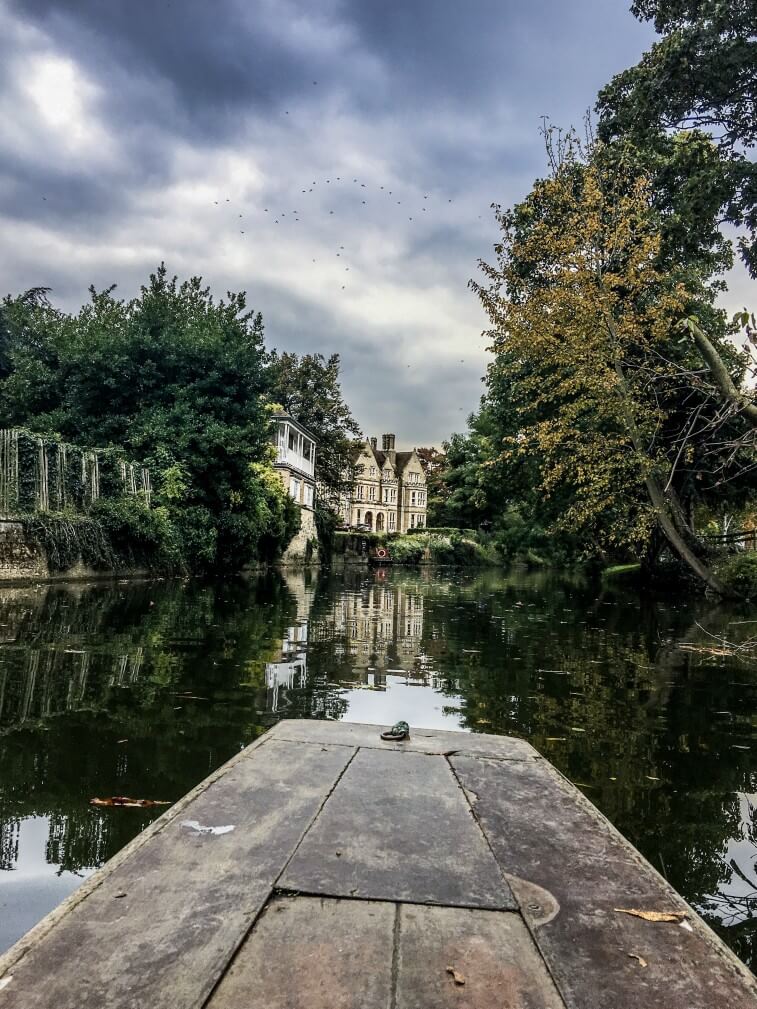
[702,794,757,927]
[336,674,465,731]
[0,818,93,952]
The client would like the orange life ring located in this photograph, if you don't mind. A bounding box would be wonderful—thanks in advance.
[376,547,387,558]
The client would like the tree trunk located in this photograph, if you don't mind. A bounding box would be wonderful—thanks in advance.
[686,318,757,428]
[609,349,731,596]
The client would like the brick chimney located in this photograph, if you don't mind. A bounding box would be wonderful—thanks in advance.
[382,434,396,451]
[370,437,378,450]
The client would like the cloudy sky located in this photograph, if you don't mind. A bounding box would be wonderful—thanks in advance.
[0,1,751,445]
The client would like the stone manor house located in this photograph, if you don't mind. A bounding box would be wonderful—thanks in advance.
[341,434,427,533]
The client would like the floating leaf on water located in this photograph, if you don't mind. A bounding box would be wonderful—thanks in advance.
[570,727,586,733]
[614,908,686,923]
[627,953,648,967]
[546,737,567,742]
[90,796,171,808]
[445,966,465,986]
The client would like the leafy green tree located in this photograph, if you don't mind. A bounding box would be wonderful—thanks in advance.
[471,133,755,590]
[0,266,298,570]
[597,0,757,273]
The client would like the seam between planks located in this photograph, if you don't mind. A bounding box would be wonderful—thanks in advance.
[199,745,360,1009]
[272,744,360,886]
[270,884,523,912]
[0,730,273,980]
[389,902,401,1009]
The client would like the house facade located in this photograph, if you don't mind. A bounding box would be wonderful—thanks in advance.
[272,412,317,510]
[341,433,427,534]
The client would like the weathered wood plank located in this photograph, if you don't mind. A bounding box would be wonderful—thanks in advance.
[451,754,757,1009]
[281,748,515,909]
[208,895,395,1009]
[396,904,565,1009]
[0,739,354,1009]
[267,718,538,760]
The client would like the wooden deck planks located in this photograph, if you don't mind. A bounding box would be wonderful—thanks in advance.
[451,753,757,1009]
[208,896,395,1009]
[396,903,565,1009]
[280,747,516,909]
[209,896,564,1009]
[0,738,354,1009]
[1,719,755,1009]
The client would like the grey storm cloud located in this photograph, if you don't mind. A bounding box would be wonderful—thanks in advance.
[0,0,669,444]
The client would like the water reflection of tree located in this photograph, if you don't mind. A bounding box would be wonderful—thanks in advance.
[0,575,298,874]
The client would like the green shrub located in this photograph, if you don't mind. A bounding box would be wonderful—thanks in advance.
[90,498,180,571]
[424,527,477,538]
[716,553,757,599]
[384,531,497,567]
[387,534,427,564]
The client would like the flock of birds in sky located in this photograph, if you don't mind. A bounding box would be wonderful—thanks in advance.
[210,176,458,288]
[207,174,469,392]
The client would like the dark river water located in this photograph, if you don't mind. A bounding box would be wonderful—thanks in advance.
[1,565,756,970]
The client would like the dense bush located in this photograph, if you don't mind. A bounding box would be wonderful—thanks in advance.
[716,553,757,600]
[89,498,179,570]
[385,531,496,567]
[24,501,179,573]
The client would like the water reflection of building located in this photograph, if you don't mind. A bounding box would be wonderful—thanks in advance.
[309,580,427,685]
[264,571,316,713]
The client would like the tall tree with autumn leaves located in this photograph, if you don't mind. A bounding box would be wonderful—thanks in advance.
[469,130,756,591]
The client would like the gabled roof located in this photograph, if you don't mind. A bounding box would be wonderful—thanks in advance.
[394,450,419,474]
[351,440,422,478]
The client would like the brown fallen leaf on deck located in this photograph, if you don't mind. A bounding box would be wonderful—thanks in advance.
[446,966,465,985]
[90,796,171,808]
[614,908,686,923]
[628,953,648,967]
